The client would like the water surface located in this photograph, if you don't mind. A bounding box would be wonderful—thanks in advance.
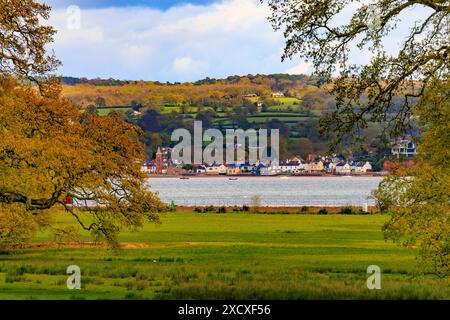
[147,176,383,207]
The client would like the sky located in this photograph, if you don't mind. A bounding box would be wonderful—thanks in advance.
[46,0,219,10]
[44,0,312,81]
[43,0,430,82]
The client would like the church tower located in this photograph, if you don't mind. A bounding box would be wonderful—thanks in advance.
[156,147,164,174]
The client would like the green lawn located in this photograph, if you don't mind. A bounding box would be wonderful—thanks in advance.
[97,107,131,116]
[0,212,448,300]
[275,97,302,105]
[247,116,312,123]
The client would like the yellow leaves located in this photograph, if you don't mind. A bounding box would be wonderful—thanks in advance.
[0,0,59,80]
[60,78,273,107]
[1,78,165,245]
[0,203,51,246]
[0,1,164,246]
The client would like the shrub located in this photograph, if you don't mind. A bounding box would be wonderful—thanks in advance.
[318,208,328,215]
[203,206,215,213]
[216,206,227,214]
[340,206,354,215]
[299,206,309,214]
[250,195,262,213]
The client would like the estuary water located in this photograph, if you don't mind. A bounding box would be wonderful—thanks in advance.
[146,176,383,207]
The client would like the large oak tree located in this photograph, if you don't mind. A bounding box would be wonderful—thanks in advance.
[267,0,449,274]
[0,0,165,246]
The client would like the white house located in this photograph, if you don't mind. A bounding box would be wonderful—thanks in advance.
[226,164,241,176]
[284,161,306,174]
[141,162,156,174]
[196,165,206,174]
[363,161,372,172]
[335,162,352,175]
[327,162,337,172]
[260,166,278,176]
[305,160,324,172]
[271,92,285,97]
[205,164,227,175]
[391,139,417,159]
[351,161,372,174]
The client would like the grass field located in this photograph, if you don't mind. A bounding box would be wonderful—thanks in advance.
[97,107,132,116]
[0,212,448,300]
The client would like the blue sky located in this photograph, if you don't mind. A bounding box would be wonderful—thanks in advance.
[45,0,313,81]
[44,0,428,82]
[45,0,219,10]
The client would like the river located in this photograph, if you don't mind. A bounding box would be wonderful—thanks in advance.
[146,176,383,207]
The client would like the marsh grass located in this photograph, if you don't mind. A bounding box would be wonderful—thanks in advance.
[0,213,448,300]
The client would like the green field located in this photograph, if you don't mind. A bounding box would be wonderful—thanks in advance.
[0,212,448,300]
[97,107,132,116]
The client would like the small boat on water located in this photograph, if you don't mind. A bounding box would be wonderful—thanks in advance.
[180,177,190,180]
[228,177,238,181]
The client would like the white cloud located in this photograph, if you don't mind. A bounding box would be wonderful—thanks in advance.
[47,0,430,81]
[286,61,312,75]
[47,0,302,81]
[172,56,201,74]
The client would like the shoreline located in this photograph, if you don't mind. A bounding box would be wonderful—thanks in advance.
[146,173,386,178]
[173,205,378,213]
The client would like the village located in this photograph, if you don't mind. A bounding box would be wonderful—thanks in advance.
[141,147,374,177]
[141,138,418,177]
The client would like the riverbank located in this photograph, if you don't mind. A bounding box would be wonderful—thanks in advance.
[173,205,377,213]
[146,173,388,178]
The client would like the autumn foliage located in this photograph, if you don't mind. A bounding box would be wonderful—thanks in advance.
[0,77,165,245]
[0,0,165,246]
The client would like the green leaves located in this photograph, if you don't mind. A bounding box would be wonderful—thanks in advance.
[266,0,450,148]
[375,80,450,276]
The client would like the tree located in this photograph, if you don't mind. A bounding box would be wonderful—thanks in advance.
[0,0,60,87]
[278,136,289,160]
[247,103,259,115]
[95,96,107,107]
[267,0,449,147]
[144,132,163,159]
[182,164,194,172]
[0,78,165,246]
[266,119,290,138]
[228,106,251,129]
[0,1,165,246]
[374,80,449,276]
[196,109,216,128]
[138,109,161,132]
[131,100,142,111]
[267,0,449,273]
[295,138,314,159]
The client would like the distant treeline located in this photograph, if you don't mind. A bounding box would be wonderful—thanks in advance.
[61,74,326,89]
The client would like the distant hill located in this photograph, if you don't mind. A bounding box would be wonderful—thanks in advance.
[61,74,334,112]
[60,74,389,167]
